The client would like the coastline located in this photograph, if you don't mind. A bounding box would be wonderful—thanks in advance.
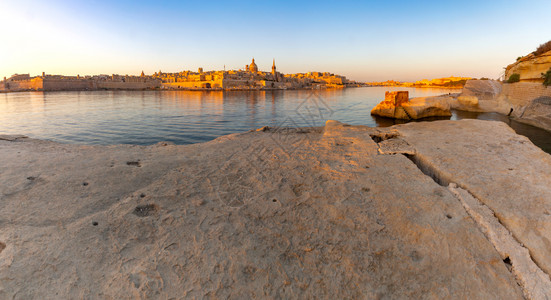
[1,119,550,298]
[0,85,365,94]
[367,84,464,89]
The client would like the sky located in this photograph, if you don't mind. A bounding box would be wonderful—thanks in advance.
[0,0,550,82]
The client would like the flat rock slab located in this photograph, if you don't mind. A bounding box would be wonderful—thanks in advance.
[0,120,536,298]
[397,119,551,278]
[0,135,28,141]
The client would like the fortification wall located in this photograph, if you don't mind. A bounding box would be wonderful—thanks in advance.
[163,80,222,89]
[2,78,43,91]
[43,79,95,91]
[97,80,160,90]
[1,78,161,92]
[223,79,250,89]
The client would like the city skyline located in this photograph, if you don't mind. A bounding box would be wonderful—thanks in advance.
[1,0,550,82]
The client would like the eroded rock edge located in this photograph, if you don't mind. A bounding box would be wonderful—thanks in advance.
[404,151,551,300]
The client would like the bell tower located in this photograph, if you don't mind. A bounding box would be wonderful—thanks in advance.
[271,59,278,81]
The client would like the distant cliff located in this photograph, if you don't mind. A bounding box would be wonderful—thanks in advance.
[368,77,471,88]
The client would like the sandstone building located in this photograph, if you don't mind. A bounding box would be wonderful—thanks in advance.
[0,73,161,92]
[1,58,354,92]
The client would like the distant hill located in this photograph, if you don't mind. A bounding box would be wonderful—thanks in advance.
[367,76,472,88]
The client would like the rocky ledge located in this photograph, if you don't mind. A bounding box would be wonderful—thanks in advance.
[371,91,452,120]
[1,120,550,299]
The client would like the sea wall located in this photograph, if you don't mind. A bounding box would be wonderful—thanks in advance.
[162,79,223,89]
[0,78,43,91]
[43,79,95,91]
[501,82,551,107]
[0,78,161,92]
[97,80,161,90]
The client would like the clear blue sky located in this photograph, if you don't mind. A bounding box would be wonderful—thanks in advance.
[1,0,550,81]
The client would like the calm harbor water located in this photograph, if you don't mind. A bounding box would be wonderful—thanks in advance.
[1,87,550,153]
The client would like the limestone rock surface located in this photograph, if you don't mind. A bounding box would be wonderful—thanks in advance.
[505,50,551,83]
[461,79,502,100]
[1,120,544,299]
[401,96,452,119]
[457,95,479,107]
[371,93,452,120]
[397,120,551,279]
[516,96,551,131]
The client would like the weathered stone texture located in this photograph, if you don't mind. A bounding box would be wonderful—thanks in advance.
[505,50,551,83]
[371,91,452,119]
[0,120,531,299]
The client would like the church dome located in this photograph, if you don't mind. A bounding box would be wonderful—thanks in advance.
[249,58,258,73]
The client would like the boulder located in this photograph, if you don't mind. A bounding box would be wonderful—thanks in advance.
[369,91,409,118]
[461,79,502,100]
[401,96,452,119]
[516,96,551,131]
[371,91,452,119]
[457,95,479,106]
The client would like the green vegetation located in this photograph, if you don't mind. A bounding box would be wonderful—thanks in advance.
[507,73,520,83]
[442,79,467,87]
[534,40,551,56]
[543,67,551,87]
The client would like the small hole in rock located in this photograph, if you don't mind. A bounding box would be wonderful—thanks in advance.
[27,176,36,180]
[82,182,89,186]
[370,132,399,143]
[446,214,452,219]
[92,221,98,226]
[362,187,370,192]
[126,161,141,167]
[140,193,146,198]
[133,204,158,217]
[503,256,512,267]
[272,199,277,202]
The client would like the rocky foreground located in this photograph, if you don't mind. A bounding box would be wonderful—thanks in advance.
[1,120,551,299]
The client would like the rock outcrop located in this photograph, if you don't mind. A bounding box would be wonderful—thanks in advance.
[453,79,551,131]
[505,50,551,83]
[2,120,551,298]
[461,79,502,100]
[371,91,452,119]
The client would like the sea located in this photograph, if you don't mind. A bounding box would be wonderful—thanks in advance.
[1,87,550,153]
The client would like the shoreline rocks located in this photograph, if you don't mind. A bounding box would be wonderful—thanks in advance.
[371,91,452,120]
[1,120,549,298]
[451,79,551,132]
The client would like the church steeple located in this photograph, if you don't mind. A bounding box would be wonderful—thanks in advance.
[272,59,276,74]
[272,59,279,82]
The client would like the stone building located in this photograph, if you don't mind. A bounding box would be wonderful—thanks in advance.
[248,58,258,73]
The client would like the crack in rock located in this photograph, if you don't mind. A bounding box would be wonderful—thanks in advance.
[402,151,551,300]
[448,184,551,300]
